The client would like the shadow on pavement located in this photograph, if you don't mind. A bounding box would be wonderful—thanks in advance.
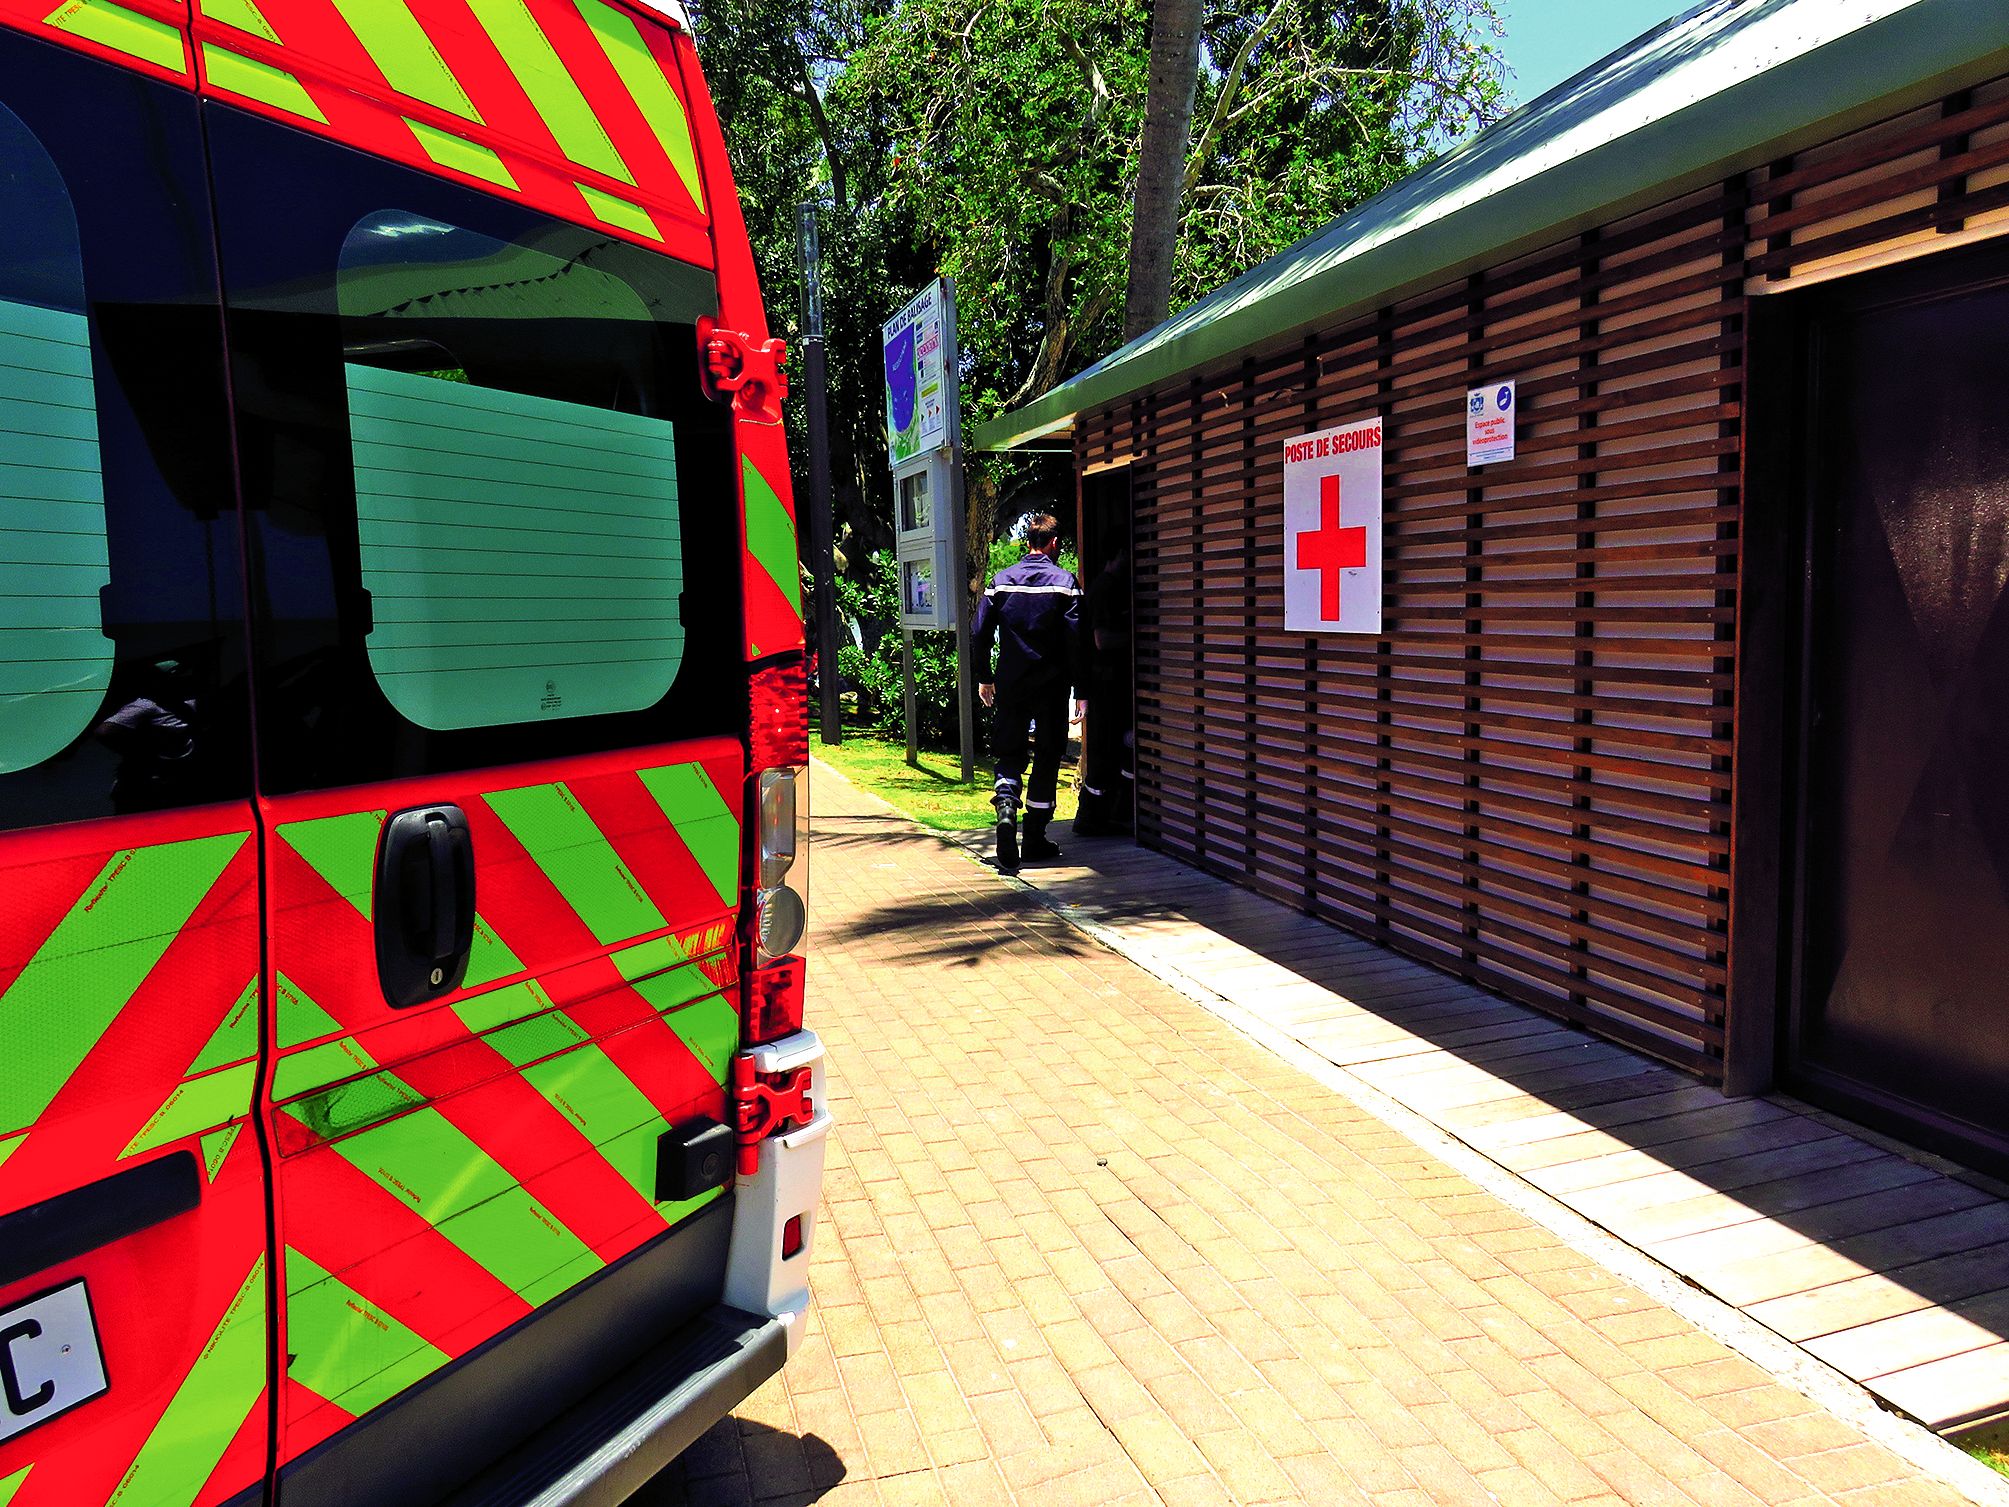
[630,1420,844,1507]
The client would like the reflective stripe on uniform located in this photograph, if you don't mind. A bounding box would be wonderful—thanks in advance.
[987,584,1080,596]
[1025,800,1055,811]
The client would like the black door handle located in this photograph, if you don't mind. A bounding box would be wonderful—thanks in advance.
[375,804,476,1007]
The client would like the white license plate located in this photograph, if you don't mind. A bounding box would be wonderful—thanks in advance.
[0,1280,108,1443]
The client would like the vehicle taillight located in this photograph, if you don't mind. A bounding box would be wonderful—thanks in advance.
[746,955,806,1045]
[747,657,809,1044]
[750,657,808,770]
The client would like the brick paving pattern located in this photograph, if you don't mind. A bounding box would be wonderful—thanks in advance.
[635,770,1971,1507]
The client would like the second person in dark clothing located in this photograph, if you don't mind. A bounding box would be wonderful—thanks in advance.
[973,514,1081,875]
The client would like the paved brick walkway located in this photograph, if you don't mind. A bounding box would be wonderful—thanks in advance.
[637,768,1976,1507]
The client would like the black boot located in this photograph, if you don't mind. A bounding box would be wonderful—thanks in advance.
[993,780,1020,875]
[1022,810,1063,865]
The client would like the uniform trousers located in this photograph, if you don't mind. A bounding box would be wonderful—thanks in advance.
[991,676,1070,812]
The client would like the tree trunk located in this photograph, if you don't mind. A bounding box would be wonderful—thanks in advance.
[1124,0,1205,341]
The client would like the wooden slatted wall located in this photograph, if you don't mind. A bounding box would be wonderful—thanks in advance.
[1080,74,2009,1084]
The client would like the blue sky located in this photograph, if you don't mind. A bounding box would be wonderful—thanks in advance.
[1497,0,1688,105]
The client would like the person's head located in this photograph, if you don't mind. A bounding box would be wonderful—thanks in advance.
[1025,515,1061,559]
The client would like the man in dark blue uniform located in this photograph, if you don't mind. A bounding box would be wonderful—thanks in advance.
[973,514,1081,875]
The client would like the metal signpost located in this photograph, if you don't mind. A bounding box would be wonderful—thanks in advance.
[883,278,976,780]
[798,199,842,746]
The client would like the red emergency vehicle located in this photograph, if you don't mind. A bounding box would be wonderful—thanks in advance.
[0,0,823,1500]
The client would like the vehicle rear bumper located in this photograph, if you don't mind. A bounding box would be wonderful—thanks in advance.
[442,1303,788,1507]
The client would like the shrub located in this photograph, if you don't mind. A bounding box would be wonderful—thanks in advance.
[834,550,963,748]
[832,541,1082,751]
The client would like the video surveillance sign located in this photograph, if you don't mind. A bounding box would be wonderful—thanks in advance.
[1466,378,1517,466]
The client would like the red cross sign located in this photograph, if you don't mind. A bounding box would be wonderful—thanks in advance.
[1283,417,1383,633]
[1296,474,1367,620]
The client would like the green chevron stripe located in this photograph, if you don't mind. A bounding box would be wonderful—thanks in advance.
[628,963,718,1017]
[660,995,738,1085]
[279,811,384,920]
[294,1102,599,1305]
[0,832,245,1136]
[273,1036,378,1100]
[122,1062,255,1159]
[333,0,481,119]
[612,935,685,979]
[485,783,665,945]
[0,1135,21,1173]
[203,44,327,122]
[276,972,344,1049]
[205,0,278,40]
[285,1068,426,1142]
[200,1125,242,1182]
[463,0,632,183]
[107,1256,265,1507]
[0,1466,30,1506]
[408,117,518,188]
[575,0,702,207]
[742,456,802,615]
[521,1043,664,1200]
[42,0,185,72]
[452,978,551,1035]
[576,181,660,241]
[189,976,259,1074]
[286,1247,451,1418]
[466,911,528,987]
[484,1009,589,1065]
[636,763,739,906]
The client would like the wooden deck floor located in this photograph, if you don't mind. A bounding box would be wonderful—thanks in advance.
[992,824,2009,1435]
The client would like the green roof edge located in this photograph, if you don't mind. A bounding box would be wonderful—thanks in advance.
[972,0,2009,453]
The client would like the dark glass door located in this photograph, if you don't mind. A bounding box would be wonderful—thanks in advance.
[1790,243,2009,1175]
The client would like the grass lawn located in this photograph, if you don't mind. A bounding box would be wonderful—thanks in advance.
[812,728,1078,832]
[1965,1432,2009,1478]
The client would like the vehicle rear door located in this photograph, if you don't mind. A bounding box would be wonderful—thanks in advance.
[0,27,269,1507]
[202,95,751,1507]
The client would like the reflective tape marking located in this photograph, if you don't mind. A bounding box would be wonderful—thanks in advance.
[0,832,246,1138]
[741,456,801,615]
[407,117,518,188]
[41,0,185,71]
[203,44,329,121]
[636,762,739,907]
[332,0,482,120]
[485,782,666,945]
[576,181,661,241]
[106,1255,266,1507]
[575,0,702,207]
[463,0,634,183]
[285,1246,450,1418]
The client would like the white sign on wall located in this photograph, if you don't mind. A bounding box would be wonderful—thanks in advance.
[1466,379,1516,466]
[1283,417,1383,634]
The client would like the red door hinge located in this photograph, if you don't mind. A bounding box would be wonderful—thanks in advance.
[697,316,788,425]
[731,1054,814,1175]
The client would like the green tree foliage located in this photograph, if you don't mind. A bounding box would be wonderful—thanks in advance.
[689,0,922,559]
[691,0,1508,570]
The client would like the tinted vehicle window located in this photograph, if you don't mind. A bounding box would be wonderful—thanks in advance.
[339,213,690,732]
[0,35,247,833]
[0,100,107,774]
[207,105,743,794]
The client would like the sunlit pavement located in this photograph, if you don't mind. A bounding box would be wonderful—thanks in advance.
[635,767,1971,1507]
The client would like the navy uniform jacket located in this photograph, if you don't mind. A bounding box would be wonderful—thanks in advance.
[973,552,1082,694]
